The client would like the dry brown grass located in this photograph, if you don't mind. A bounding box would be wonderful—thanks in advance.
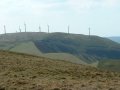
[0,51,120,90]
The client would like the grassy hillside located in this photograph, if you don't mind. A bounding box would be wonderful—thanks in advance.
[10,41,86,64]
[98,60,120,72]
[10,41,42,56]
[1,32,120,69]
[0,32,48,50]
[0,51,120,90]
[43,53,87,65]
[34,33,120,63]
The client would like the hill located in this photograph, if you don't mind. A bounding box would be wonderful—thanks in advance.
[10,41,86,65]
[0,51,120,90]
[98,60,120,72]
[0,32,48,50]
[34,33,120,63]
[1,32,120,70]
[107,37,120,43]
[0,32,86,65]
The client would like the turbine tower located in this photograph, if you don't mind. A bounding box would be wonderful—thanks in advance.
[24,23,26,32]
[47,25,49,33]
[4,25,6,34]
[89,27,91,37]
[68,25,70,34]
[39,25,41,32]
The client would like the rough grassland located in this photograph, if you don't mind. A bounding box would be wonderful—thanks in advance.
[0,51,120,90]
[10,41,87,65]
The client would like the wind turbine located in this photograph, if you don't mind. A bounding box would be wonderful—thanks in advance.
[39,25,41,32]
[24,23,26,32]
[89,27,91,37]
[4,25,6,34]
[68,25,70,34]
[47,25,49,33]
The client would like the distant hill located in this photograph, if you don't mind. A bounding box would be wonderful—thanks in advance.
[0,32,86,65]
[0,51,120,90]
[34,33,120,63]
[0,32,120,69]
[0,32,48,50]
[107,37,120,43]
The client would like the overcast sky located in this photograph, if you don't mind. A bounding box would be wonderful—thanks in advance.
[0,0,120,36]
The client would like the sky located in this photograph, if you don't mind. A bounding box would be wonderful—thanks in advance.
[0,0,120,36]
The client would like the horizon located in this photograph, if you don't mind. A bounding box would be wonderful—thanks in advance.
[0,0,120,37]
[0,31,119,37]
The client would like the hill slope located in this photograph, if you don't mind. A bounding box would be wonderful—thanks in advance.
[0,51,120,90]
[10,41,42,56]
[0,32,86,65]
[10,41,85,64]
[98,60,120,72]
[34,33,120,63]
[0,32,48,50]
[1,32,120,65]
